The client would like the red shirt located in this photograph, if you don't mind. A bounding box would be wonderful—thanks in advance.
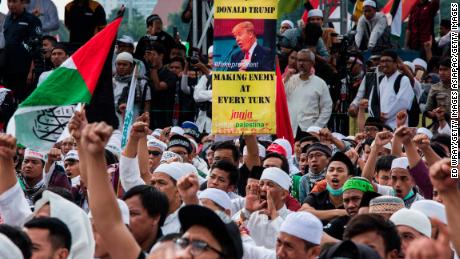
[285,194,301,211]
[407,0,439,50]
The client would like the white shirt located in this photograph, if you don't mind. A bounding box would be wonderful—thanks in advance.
[284,74,333,136]
[119,155,145,192]
[246,205,292,249]
[369,71,414,129]
[162,206,182,235]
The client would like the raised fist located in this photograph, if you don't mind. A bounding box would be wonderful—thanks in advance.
[81,122,113,155]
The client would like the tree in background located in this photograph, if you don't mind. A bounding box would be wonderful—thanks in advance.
[108,8,146,42]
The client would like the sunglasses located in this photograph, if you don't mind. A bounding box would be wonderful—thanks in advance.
[148,151,162,157]
[175,237,226,257]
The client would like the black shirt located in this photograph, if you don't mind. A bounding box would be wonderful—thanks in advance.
[324,215,350,240]
[149,67,178,129]
[3,10,41,74]
[65,0,106,44]
[304,190,344,225]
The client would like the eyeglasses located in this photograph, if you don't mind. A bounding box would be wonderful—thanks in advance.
[364,126,379,132]
[175,237,226,257]
[148,151,162,157]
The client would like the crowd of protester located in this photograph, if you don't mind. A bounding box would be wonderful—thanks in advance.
[0,0,457,258]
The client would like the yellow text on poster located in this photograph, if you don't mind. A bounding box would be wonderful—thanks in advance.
[214,0,278,20]
[212,72,276,135]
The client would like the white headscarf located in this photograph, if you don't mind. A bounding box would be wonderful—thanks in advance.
[33,191,95,259]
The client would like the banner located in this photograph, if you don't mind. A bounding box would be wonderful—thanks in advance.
[121,65,138,149]
[212,0,277,135]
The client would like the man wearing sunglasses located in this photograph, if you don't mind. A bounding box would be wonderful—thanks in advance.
[147,136,167,173]
[175,205,243,259]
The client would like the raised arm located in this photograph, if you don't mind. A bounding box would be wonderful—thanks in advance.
[0,134,18,194]
[244,135,260,171]
[81,122,141,259]
[413,134,441,167]
[135,113,151,184]
[362,131,393,189]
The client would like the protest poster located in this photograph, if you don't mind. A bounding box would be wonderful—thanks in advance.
[212,0,277,135]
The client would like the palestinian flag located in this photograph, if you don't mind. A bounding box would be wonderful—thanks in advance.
[382,0,418,36]
[7,17,123,151]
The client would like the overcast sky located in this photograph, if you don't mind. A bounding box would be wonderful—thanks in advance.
[1,1,78,19]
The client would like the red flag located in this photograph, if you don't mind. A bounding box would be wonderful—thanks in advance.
[382,0,417,21]
[275,64,294,147]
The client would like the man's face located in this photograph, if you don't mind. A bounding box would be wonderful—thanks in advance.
[376,170,391,186]
[26,228,61,259]
[276,232,318,259]
[124,195,158,247]
[151,173,179,206]
[60,138,74,155]
[51,49,68,68]
[169,61,184,77]
[397,225,424,257]
[263,157,283,169]
[174,225,222,259]
[148,147,162,173]
[439,65,451,84]
[147,20,162,35]
[351,231,391,259]
[299,153,308,173]
[144,50,163,68]
[259,179,286,210]
[213,149,236,166]
[343,189,364,217]
[294,141,301,159]
[115,60,133,76]
[363,6,376,20]
[233,27,255,52]
[207,168,232,192]
[391,169,413,199]
[64,160,79,179]
[170,48,185,59]
[364,125,379,138]
[22,158,44,180]
[326,161,349,189]
[279,23,291,34]
[288,51,298,68]
[42,39,53,59]
[308,16,323,27]
[168,146,191,163]
[307,151,329,174]
[380,56,397,76]
[8,0,25,15]
[440,26,450,37]
[206,149,214,166]
[297,51,314,74]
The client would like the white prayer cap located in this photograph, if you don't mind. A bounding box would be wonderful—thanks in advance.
[413,58,428,71]
[147,135,167,151]
[391,157,409,170]
[308,9,323,18]
[281,20,295,29]
[117,35,134,45]
[307,126,321,134]
[363,0,376,8]
[64,150,79,161]
[280,212,323,245]
[116,52,133,64]
[403,61,415,74]
[416,127,433,140]
[160,151,183,163]
[199,188,232,211]
[411,200,447,225]
[170,126,185,136]
[154,162,187,181]
[390,208,432,237]
[89,199,130,225]
[243,143,266,158]
[24,148,46,162]
[274,138,292,157]
[0,233,23,259]
[105,130,122,159]
[208,45,214,55]
[260,167,292,191]
[176,162,206,185]
[152,128,162,138]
